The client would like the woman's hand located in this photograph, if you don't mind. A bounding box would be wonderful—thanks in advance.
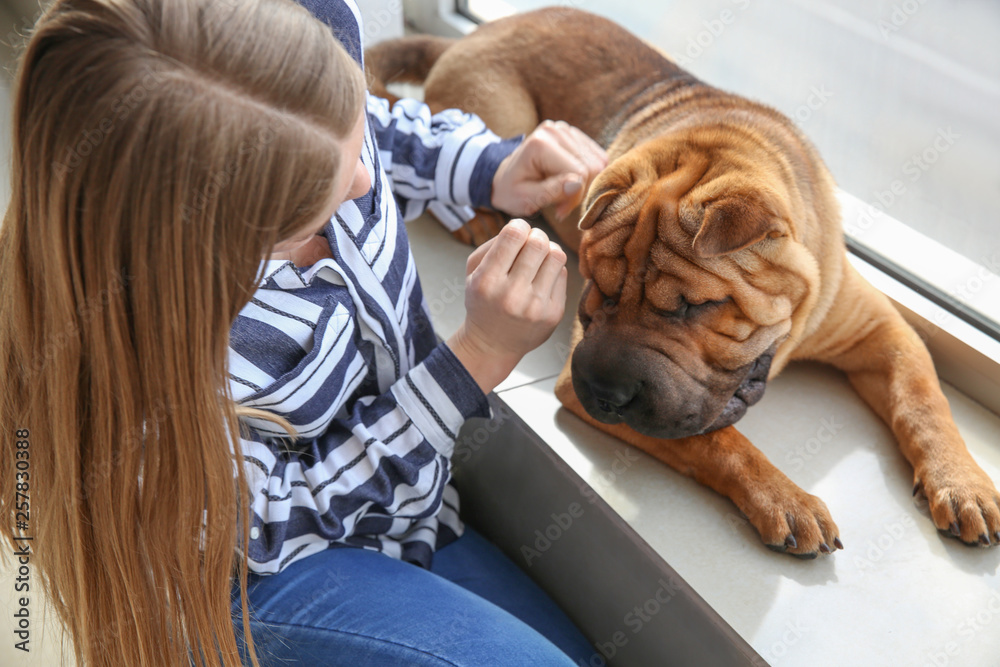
[490,120,607,220]
[446,219,568,394]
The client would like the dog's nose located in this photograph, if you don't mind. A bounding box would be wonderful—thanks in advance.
[588,381,638,417]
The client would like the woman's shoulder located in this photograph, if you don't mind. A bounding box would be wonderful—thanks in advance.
[297,0,365,66]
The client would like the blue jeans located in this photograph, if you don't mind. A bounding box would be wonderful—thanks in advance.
[229,529,593,665]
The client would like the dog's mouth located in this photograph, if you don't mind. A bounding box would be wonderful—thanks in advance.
[574,340,778,439]
[699,347,775,434]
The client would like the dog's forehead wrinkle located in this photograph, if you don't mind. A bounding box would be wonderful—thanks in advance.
[584,191,644,243]
[596,174,647,218]
[588,255,627,299]
[644,276,685,311]
[587,158,724,306]
[646,271,727,308]
[655,337,751,389]
[651,341,718,386]
[612,189,669,305]
[729,284,794,327]
[590,224,633,262]
[736,260,811,322]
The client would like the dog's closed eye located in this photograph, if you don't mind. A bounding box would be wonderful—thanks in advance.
[651,296,731,319]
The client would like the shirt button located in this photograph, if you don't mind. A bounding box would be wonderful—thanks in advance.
[250,527,260,540]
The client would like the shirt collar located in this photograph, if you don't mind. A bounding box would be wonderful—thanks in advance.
[257,255,346,290]
[258,259,306,289]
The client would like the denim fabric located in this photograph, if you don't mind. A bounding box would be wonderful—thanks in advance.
[228,529,593,666]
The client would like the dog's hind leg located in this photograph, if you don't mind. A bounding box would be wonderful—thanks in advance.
[424,70,539,138]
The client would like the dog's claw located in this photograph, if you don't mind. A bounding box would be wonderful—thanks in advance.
[917,466,1000,548]
[912,481,923,497]
[833,537,844,550]
[819,542,831,554]
[785,534,797,549]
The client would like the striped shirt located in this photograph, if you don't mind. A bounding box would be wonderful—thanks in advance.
[229,0,520,574]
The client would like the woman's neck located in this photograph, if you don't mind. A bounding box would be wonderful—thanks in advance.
[269,234,334,266]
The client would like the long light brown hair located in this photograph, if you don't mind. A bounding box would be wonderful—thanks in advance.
[0,0,365,664]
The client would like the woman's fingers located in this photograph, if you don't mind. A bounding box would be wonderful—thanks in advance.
[546,121,606,183]
[470,219,529,276]
[470,221,565,321]
[507,227,552,283]
[490,120,608,218]
[549,124,607,220]
[466,234,496,274]
[532,241,568,296]
[551,265,568,306]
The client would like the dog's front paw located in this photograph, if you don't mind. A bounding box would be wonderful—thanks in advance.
[914,462,1000,546]
[451,209,506,246]
[738,484,843,559]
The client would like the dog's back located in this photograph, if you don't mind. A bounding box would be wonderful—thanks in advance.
[368,8,694,140]
[368,9,808,158]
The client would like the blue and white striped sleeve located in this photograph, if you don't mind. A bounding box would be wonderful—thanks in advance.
[366,93,522,227]
[237,343,490,575]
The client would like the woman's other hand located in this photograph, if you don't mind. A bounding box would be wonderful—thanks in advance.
[446,219,568,394]
[490,120,607,221]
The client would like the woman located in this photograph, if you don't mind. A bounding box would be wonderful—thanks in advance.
[0,0,605,664]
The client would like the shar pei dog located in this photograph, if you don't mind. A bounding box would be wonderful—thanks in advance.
[366,7,1000,557]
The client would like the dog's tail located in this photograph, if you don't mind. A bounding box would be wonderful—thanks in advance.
[365,36,456,104]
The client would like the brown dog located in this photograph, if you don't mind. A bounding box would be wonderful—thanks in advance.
[367,8,1000,557]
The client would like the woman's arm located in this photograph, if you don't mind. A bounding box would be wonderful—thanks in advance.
[235,220,566,574]
[366,93,520,228]
[367,94,606,230]
[237,341,489,574]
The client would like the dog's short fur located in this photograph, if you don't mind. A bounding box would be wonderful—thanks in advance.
[367,8,1000,557]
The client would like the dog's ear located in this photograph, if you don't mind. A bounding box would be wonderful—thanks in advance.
[578,186,621,230]
[692,195,786,257]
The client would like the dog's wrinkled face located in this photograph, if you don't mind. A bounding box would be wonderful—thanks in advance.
[571,138,817,439]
